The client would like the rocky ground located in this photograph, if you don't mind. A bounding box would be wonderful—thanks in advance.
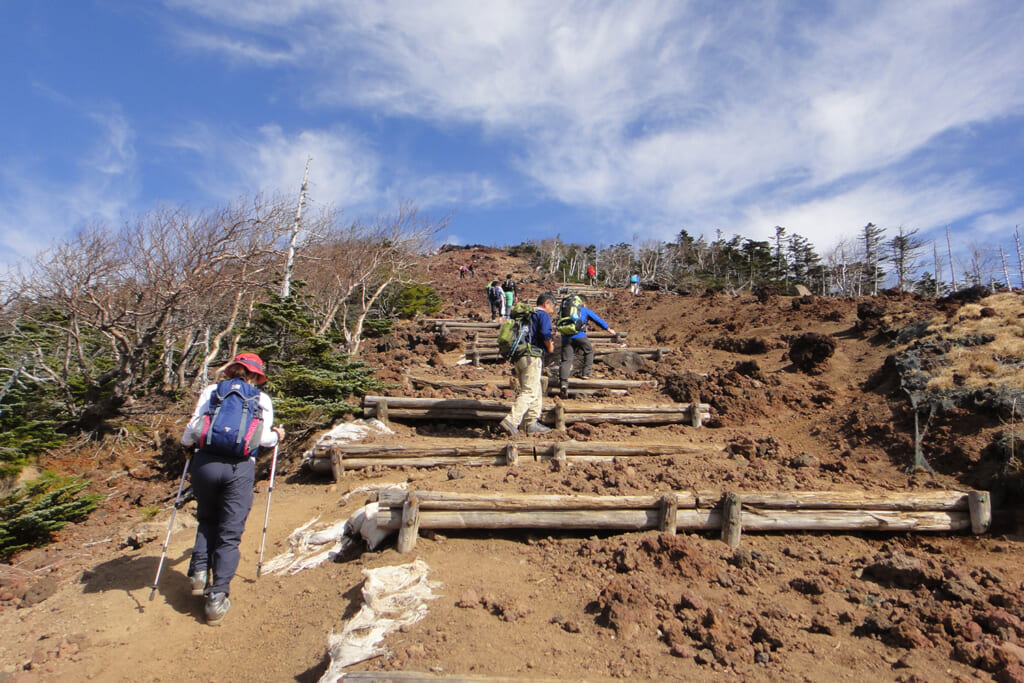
[1,246,1023,682]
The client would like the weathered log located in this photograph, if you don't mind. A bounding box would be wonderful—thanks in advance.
[314,441,712,459]
[362,395,708,426]
[330,451,344,480]
[379,507,972,533]
[659,494,678,534]
[377,489,983,514]
[379,506,971,534]
[729,490,974,510]
[722,493,742,547]
[377,489,700,510]
[407,374,647,392]
[376,489,986,551]
[307,440,723,474]
[396,494,421,553]
[968,490,992,533]
[343,673,562,683]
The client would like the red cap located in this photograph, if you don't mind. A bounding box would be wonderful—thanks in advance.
[228,352,267,384]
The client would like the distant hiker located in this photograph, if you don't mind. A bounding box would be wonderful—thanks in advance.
[459,264,468,279]
[556,295,615,397]
[587,264,596,285]
[629,273,640,295]
[487,280,506,320]
[500,292,557,437]
[468,261,475,276]
[502,274,517,310]
[181,352,285,626]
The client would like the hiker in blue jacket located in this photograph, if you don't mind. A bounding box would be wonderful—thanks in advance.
[558,303,616,398]
[181,352,285,626]
[500,293,557,437]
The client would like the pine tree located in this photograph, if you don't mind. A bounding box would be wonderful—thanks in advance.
[0,472,101,559]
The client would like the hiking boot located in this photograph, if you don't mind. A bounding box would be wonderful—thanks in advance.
[525,422,551,436]
[559,382,569,399]
[191,569,210,597]
[205,592,231,626]
[499,417,519,438]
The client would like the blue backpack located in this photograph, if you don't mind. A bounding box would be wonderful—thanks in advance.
[198,379,264,458]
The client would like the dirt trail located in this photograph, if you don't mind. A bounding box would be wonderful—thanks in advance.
[2,247,1023,682]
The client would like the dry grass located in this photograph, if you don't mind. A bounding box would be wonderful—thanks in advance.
[918,293,1024,392]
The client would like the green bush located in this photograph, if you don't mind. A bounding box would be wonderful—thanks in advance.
[393,284,443,319]
[237,289,386,430]
[0,472,101,559]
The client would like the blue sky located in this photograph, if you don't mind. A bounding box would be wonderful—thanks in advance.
[2,1,1023,279]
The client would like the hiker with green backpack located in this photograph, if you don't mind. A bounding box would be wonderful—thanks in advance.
[555,294,616,398]
[497,292,557,437]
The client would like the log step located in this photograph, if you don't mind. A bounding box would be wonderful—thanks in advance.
[361,395,709,427]
[307,440,720,476]
[375,488,992,551]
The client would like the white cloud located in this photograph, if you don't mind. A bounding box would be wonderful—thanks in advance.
[159,1,1024,251]
[736,172,1009,251]
[171,29,298,65]
[168,124,380,208]
[387,173,506,212]
[0,103,137,264]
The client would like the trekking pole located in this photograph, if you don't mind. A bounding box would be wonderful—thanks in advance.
[149,455,191,602]
[255,437,281,578]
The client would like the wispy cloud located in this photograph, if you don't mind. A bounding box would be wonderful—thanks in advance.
[145,1,1024,254]
[0,96,137,263]
[167,123,380,207]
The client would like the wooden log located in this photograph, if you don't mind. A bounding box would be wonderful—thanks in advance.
[738,509,971,532]
[968,490,991,534]
[377,489,700,511]
[330,451,344,481]
[376,398,389,425]
[731,490,973,511]
[377,507,971,534]
[691,393,703,428]
[553,443,567,464]
[338,456,507,469]
[343,673,562,683]
[722,493,742,547]
[362,395,708,426]
[407,374,647,392]
[396,494,421,553]
[505,443,518,467]
[380,508,673,531]
[315,441,714,459]
[555,404,566,430]
[306,441,725,473]
[659,493,678,534]
[378,489,983,516]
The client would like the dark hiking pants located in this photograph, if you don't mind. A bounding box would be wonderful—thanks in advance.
[190,452,255,596]
[559,335,594,383]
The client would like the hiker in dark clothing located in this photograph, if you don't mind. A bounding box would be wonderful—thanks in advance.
[558,303,616,397]
[487,280,505,320]
[181,353,285,626]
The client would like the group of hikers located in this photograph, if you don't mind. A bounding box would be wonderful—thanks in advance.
[486,274,519,320]
[499,289,615,437]
[165,268,620,626]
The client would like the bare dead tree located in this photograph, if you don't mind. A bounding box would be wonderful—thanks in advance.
[20,196,291,423]
[298,201,447,355]
[946,226,958,291]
